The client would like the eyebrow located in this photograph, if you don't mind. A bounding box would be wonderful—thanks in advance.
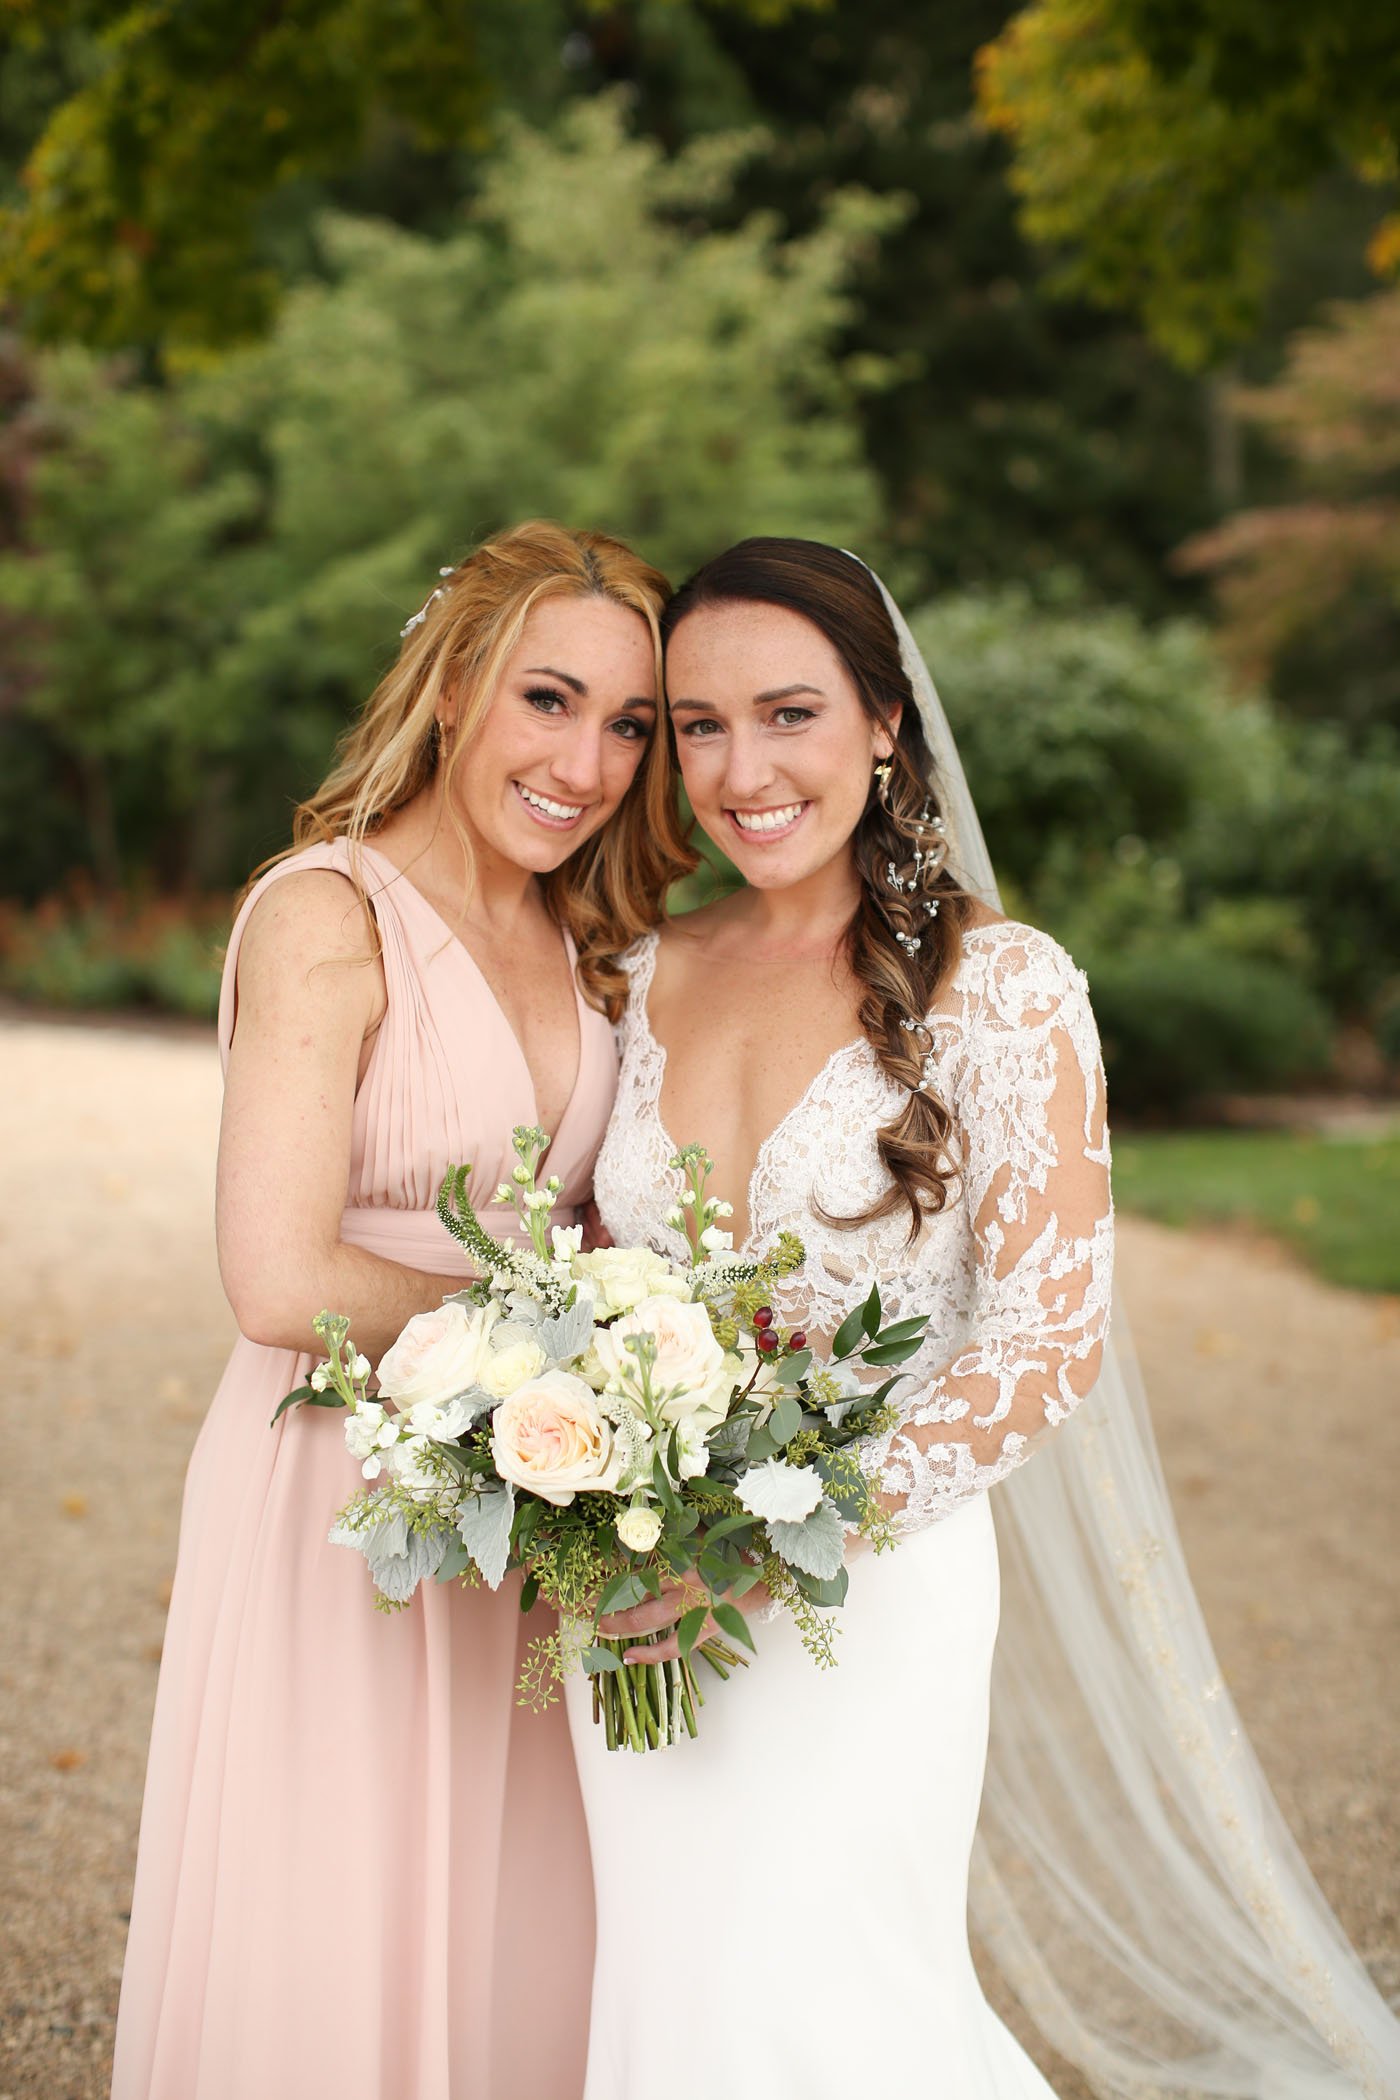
[669,683,825,714]
[524,666,657,711]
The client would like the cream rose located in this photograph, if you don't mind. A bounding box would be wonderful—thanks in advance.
[376,1301,497,1409]
[571,1247,691,1317]
[480,1326,547,1401]
[616,1503,664,1553]
[489,1370,623,1507]
[594,1295,735,1429]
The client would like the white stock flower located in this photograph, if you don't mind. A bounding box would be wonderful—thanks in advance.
[490,1369,623,1506]
[736,1459,825,1526]
[673,1414,711,1481]
[480,1325,547,1400]
[572,1246,691,1317]
[376,1301,498,1409]
[403,1396,473,1443]
[351,1353,371,1381]
[310,1362,331,1393]
[616,1503,664,1553]
[344,1401,400,1480]
[593,1295,735,1428]
[550,1223,585,1263]
[699,1225,733,1255]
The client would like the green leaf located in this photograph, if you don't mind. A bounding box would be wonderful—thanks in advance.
[745,1422,777,1464]
[793,1565,849,1608]
[723,1564,763,1599]
[769,1393,802,1447]
[582,1643,625,1675]
[519,1572,540,1613]
[434,1537,472,1582]
[867,1316,928,1346]
[700,1510,757,1546]
[677,1604,709,1664]
[831,1302,868,1359]
[775,1349,813,1384]
[651,1452,680,1515]
[859,1337,925,1366]
[639,1564,664,1599]
[862,1282,883,1338]
[711,1600,756,1653]
[598,1568,649,1615]
[270,1384,315,1424]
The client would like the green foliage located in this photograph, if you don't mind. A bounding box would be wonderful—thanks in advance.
[978,0,1400,366]
[1114,1129,1400,1293]
[0,887,226,1016]
[0,95,893,894]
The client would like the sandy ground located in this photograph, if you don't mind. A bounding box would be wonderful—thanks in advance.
[1,1011,1396,2099]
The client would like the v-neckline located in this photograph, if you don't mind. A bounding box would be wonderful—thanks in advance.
[357,841,586,1155]
[633,931,867,1255]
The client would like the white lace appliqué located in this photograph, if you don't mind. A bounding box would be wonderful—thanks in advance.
[594,921,1113,1535]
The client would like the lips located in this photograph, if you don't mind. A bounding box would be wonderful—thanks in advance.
[514,780,586,826]
[728,801,808,838]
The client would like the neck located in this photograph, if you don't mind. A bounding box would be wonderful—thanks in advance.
[398,784,540,932]
[725,850,862,960]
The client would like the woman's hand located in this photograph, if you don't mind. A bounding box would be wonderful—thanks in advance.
[598,1571,771,1664]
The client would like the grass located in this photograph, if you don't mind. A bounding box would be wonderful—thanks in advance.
[1113,1127,1400,1295]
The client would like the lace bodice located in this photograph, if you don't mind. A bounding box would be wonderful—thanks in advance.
[593,919,1113,1535]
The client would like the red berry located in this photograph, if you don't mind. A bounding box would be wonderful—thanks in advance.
[756,1329,779,1354]
[790,1331,807,1351]
[753,1306,774,1329]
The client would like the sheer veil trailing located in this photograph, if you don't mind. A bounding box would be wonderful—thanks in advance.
[865,564,1400,2100]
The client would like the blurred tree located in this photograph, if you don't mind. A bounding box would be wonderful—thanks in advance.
[0,0,815,349]
[581,0,1219,612]
[977,0,1400,367]
[0,95,897,892]
[1174,289,1400,742]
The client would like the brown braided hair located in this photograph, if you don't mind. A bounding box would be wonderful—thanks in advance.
[662,538,976,1239]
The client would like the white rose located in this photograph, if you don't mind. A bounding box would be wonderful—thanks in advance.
[480,1327,547,1400]
[735,1458,825,1525]
[376,1301,498,1409]
[616,1503,664,1553]
[490,1370,623,1507]
[571,1247,692,1317]
[594,1295,736,1429]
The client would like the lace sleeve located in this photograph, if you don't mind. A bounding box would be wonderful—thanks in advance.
[864,929,1114,1534]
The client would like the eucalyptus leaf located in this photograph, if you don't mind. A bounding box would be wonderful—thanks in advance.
[455,1484,516,1590]
[793,1564,850,1608]
[769,1394,802,1447]
[700,1511,756,1547]
[745,1423,777,1465]
[582,1643,625,1675]
[769,1497,846,1581]
[434,1536,472,1583]
[598,1568,649,1615]
[706,1414,752,1462]
[775,1349,813,1385]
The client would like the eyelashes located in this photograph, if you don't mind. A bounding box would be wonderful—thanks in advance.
[523,686,650,740]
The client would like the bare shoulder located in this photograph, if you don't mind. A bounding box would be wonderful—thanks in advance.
[236,867,385,1024]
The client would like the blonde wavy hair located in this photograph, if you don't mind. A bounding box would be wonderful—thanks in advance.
[264,519,694,1018]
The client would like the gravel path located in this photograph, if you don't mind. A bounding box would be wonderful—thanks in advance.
[2,1014,1396,2098]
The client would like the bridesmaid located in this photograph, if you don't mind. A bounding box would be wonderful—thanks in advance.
[111,521,690,2100]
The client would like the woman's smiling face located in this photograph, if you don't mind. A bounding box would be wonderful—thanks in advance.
[448,594,658,874]
[665,600,896,892]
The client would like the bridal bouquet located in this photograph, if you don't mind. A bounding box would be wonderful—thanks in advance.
[278,1126,926,1752]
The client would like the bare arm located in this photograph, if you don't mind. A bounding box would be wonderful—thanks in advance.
[216,870,463,1359]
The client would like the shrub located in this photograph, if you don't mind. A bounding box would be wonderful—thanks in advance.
[0,889,228,1019]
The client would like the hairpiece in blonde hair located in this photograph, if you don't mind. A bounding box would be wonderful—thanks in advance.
[400,566,457,640]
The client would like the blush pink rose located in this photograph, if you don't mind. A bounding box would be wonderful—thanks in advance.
[489,1370,623,1507]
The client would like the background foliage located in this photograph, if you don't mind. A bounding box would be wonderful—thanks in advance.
[2,0,1398,1113]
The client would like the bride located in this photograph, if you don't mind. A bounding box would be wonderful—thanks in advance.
[573,538,1399,2100]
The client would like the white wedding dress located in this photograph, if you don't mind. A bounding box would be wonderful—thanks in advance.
[568,916,1112,2099]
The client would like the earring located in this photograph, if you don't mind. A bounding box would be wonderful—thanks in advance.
[873,758,894,808]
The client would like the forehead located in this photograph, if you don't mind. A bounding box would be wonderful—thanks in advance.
[665,600,850,696]
[509,593,657,687]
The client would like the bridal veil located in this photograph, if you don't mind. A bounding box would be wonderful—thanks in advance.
[866,564,1399,2100]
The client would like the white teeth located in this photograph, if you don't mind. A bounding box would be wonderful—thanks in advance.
[517,782,583,821]
[732,803,804,834]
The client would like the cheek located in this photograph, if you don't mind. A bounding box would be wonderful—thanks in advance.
[673,737,723,800]
[601,733,651,800]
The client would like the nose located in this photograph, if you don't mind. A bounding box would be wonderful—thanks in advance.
[721,728,776,805]
[548,720,606,801]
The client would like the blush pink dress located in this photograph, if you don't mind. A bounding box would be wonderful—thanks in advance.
[111,839,615,2100]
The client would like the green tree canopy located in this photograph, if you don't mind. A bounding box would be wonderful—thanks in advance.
[0,94,896,889]
[978,0,1400,366]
